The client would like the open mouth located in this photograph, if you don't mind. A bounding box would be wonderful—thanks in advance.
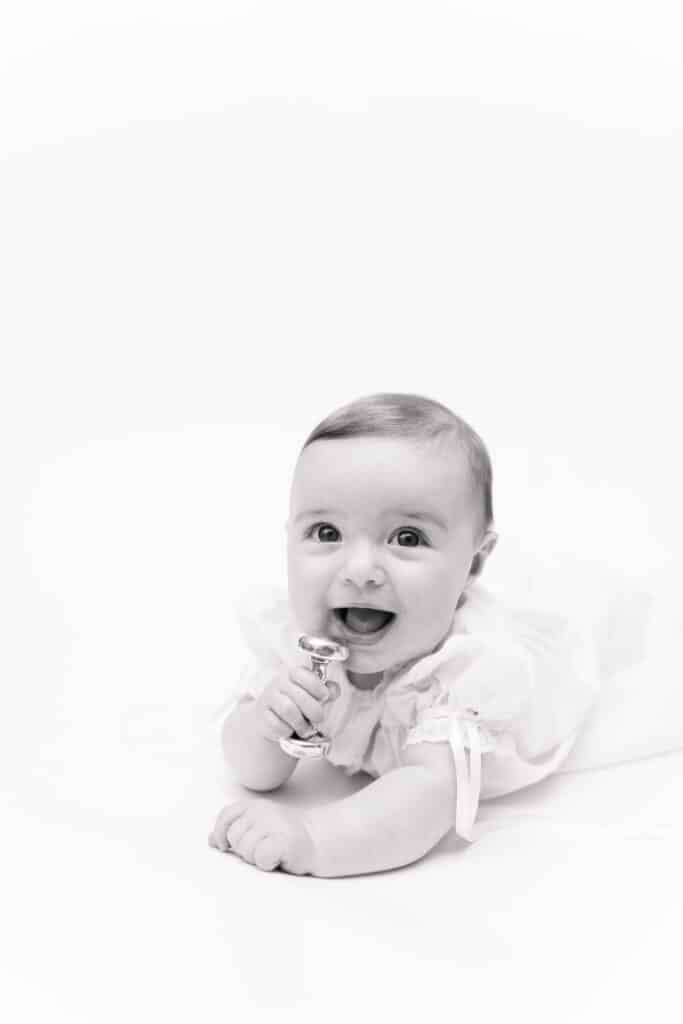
[332,607,396,642]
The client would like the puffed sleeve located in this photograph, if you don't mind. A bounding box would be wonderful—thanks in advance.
[400,608,600,842]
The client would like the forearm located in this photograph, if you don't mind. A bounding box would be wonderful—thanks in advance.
[302,766,454,878]
[222,699,298,791]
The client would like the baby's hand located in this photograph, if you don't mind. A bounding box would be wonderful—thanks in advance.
[208,797,316,875]
[251,666,329,743]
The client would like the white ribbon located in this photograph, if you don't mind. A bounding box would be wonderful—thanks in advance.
[448,711,484,842]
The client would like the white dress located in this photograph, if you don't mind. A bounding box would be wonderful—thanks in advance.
[218,577,602,844]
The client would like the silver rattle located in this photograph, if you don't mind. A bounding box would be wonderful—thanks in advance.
[279,635,349,759]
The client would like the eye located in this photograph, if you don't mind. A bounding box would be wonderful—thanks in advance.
[390,528,426,548]
[306,523,340,543]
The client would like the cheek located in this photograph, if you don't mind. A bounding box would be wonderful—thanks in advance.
[288,546,334,583]
[405,564,466,616]
[287,552,326,610]
[287,547,309,582]
[288,549,315,580]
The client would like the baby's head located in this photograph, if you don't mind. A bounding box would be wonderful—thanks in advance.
[286,392,498,679]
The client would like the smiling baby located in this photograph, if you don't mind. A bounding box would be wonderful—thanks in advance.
[209,392,600,877]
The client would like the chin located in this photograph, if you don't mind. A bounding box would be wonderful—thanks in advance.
[345,648,392,672]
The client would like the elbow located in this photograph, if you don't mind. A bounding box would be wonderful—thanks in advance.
[239,776,289,793]
[222,755,294,792]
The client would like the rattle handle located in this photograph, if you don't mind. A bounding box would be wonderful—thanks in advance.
[310,657,340,703]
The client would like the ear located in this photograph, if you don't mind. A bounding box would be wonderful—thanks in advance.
[468,529,498,579]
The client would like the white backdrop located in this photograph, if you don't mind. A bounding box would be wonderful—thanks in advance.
[2,4,682,1022]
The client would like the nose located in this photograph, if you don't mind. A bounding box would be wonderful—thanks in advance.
[341,538,387,588]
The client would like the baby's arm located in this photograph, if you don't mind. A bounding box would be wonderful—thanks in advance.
[303,742,457,877]
[222,698,298,791]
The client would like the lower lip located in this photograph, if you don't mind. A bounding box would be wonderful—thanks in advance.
[330,613,396,646]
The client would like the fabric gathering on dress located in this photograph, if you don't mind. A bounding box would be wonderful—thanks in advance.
[217,578,602,843]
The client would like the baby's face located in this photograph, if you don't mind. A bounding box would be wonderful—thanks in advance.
[286,435,485,677]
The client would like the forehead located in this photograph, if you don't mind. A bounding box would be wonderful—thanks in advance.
[289,436,472,517]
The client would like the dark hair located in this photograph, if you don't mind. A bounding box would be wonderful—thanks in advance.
[301,392,494,539]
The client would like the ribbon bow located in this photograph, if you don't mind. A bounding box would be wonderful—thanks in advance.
[446,700,495,842]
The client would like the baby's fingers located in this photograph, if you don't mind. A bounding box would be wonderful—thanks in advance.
[285,675,328,720]
[288,666,329,702]
[208,833,234,852]
[271,689,321,737]
[209,800,249,852]
[253,834,284,872]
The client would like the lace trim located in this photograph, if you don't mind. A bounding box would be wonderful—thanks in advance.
[405,709,498,753]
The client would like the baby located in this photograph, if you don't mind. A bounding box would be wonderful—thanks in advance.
[209,392,600,876]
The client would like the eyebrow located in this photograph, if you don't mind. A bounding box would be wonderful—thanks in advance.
[294,508,449,531]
